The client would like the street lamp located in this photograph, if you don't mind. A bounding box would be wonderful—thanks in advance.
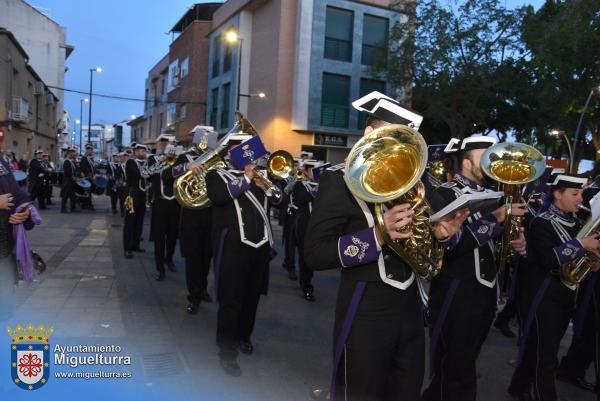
[572,85,600,168]
[131,114,136,120]
[225,30,244,111]
[551,129,574,173]
[239,91,267,99]
[87,67,102,146]
[79,98,89,149]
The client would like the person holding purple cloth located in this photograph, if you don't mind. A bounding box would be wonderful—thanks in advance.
[0,156,40,322]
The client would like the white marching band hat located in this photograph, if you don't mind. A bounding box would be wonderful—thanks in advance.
[352,91,423,130]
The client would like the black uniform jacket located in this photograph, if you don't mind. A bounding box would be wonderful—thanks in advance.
[304,166,415,290]
[206,167,279,249]
[125,159,146,195]
[435,173,504,288]
[80,155,95,178]
[28,159,47,185]
[62,159,77,184]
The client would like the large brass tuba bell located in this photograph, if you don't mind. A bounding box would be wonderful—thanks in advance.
[480,142,545,272]
[344,124,444,280]
[173,112,258,209]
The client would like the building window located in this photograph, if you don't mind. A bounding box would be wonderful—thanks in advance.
[212,35,221,78]
[161,79,165,95]
[321,73,350,128]
[324,7,353,62]
[167,103,177,126]
[167,60,180,92]
[180,57,189,78]
[221,83,231,129]
[144,88,149,111]
[223,42,233,73]
[180,104,187,121]
[362,14,389,66]
[148,116,153,137]
[159,112,164,133]
[210,88,219,128]
[358,79,386,129]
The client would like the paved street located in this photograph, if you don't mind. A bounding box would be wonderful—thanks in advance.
[2,193,595,401]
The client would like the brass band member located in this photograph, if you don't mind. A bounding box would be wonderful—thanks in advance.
[305,92,466,401]
[149,138,180,282]
[79,144,96,210]
[175,129,216,314]
[287,159,320,301]
[508,173,600,401]
[205,134,281,377]
[123,144,149,258]
[61,147,79,213]
[28,150,48,210]
[423,136,527,401]
[106,154,120,214]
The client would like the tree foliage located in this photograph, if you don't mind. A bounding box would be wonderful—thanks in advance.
[377,0,600,170]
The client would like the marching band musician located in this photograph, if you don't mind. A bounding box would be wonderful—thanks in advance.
[150,143,181,282]
[123,144,149,259]
[423,136,528,401]
[115,151,129,217]
[41,153,54,206]
[28,150,48,210]
[175,128,216,314]
[286,159,320,301]
[106,154,120,214]
[79,144,96,210]
[508,173,600,401]
[305,92,467,401]
[282,159,301,280]
[556,182,600,393]
[61,147,79,213]
[205,134,281,377]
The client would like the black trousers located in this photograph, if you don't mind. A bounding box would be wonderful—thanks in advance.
[181,207,212,304]
[333,281,424,401]
[216,237,269,360]
[61,181,76,211]
[123,191,146,252]
[558,276,597,380]
[293,213,313,292]
[282,211,296,269]
[423,276,496,401]
[151,198,180,273]
[45,182,52,202]
[29,181,45,208]
[509,277,575,401]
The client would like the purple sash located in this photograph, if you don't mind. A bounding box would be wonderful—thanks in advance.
[331,281,366,401]
[213,228,229,301]
[429,279,460,377]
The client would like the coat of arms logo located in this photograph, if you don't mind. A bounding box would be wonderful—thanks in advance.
[8,323,53,390]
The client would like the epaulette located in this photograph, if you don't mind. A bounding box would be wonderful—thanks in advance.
[327,163,345,172]
[440,181,456,188]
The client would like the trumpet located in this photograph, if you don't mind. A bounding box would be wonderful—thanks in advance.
[251,150,294,199]
[296,170,305,180]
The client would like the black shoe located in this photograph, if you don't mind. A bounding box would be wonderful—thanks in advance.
[507,387,533,401]
[219,357,242,377]
[71,209,80,213]
[494,319,516,338]
[154,272,165,281]
[304,291,315,302]
[200,291,213,303]
[310,386,330,400]
[133,247,145,253]
[166,261,176,272]
[60,209,68,213]
[186,303,199,315]
[112,209,117,214]
[239,341,253,355]
[556,374,596,392]
[288,270,298,280]
[124,251,133,259]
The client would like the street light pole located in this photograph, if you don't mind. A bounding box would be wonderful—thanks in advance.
[79,98,88,150]
[87,67,102,147]
[236,38,243,111]
[572,86,600,171]
[551,130,574,173]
